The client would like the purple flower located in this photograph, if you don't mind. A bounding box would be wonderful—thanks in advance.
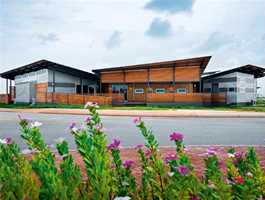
[69,122,80,133]
[170,132,183,142]
[164,153,178,164]
[235,152,243,159]
[177,165,189,176]
[190,195,200,200]
[144,149,151,158]
[0,137,12,145]
[107,139,121,151]
[123,160,134,169]
[84,116,91,123]
[134,144,144,150]
[133,117,141,125]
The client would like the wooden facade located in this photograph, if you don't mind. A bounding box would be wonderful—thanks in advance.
[94,56,216,105]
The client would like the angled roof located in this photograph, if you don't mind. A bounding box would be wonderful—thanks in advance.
[93,56,211,73]
[0,60,98,80]
[202,64,265,79]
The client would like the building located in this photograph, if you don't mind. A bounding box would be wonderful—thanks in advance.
[1,56,264,105]
[93,56,220,105]
[0,60,98,103]
[202,65,265,104]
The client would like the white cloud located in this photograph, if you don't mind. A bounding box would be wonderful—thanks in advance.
[105,31,123,49]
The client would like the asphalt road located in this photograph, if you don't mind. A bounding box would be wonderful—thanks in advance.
[0,112,264,149]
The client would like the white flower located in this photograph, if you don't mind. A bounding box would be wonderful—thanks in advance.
[168,172,175,177]
[55,137,65,143]
[121,181,129,186]
[30,121,42,128]
[246,172,253,177]
[21,149,32,154]
[114,197,131,200]
[227,153,235,158]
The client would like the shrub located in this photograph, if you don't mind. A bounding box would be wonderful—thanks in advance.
[0,103,264,200]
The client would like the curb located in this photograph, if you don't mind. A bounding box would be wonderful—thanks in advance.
[1,108,265,118]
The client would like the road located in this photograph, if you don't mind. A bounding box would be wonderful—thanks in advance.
[0,112,264,149]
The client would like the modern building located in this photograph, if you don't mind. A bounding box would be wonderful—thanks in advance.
[202,65,265,104]
[1,57,265,105]
[0,60,98,103]
[93,56,211,105]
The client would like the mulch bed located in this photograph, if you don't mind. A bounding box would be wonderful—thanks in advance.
[60,146,265,180]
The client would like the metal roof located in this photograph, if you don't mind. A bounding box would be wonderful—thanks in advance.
[202,64,265,79]
[0,60,98,80]
[93,56,211,73]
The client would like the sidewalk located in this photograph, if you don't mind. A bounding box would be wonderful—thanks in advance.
[1,108,265,118]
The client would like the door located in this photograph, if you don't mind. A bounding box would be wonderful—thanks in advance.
[212,83,219,93]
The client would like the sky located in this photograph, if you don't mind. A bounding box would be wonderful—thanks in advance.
[0,0,265,96]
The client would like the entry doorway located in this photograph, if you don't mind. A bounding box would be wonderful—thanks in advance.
[112,84,128,102]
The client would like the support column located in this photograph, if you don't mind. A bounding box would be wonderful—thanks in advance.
[80,78,83,95]
[52,71,55,93]
[6,79,9,94]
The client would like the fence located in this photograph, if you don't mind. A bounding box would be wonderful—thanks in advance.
[106,92,226,105]
[0,94,10,104]
[36,92,112,106]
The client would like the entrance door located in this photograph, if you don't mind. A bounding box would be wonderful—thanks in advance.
[122,88,128,101]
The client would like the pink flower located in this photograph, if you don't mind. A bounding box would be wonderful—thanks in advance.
[177,165,189,176]
[84,102,99,109]
[69,122,80,133]
[107,139,121,151]
[206,148,217,156]
[133,117,141,125]
[0,137,12,145]
[134,144,144,150]
[123,160,134,169]
[144,149,151,158]
[235,176,244,185]
[95,124,103,131]
[164,153,178,164]
[170,132,183,142]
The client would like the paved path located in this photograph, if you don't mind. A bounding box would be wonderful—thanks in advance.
[1,108,265,118]
[0,112,264,149]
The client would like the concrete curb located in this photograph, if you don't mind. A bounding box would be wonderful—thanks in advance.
[1,108,265,118]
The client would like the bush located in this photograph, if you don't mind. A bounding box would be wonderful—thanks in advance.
[0,102,265,200]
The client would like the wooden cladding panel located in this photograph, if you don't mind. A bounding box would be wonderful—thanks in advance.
[175,66,200,82]
[125,70,148,83]
[35,83,48,103]
[150,68,173,82]
[0,94,9,104]
[128,84,146,102]
[101,72,124,83]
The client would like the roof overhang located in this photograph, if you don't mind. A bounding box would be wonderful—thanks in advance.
[93,56,211,73]
[0,60,98,80]
[202,64,265,80]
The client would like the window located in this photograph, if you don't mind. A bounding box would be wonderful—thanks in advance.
[134,88,144,94]
[229,88,235,92]
[76,85,81,94]
[112,84,128,93]
[176,88,187,94]
[155,88,165,94]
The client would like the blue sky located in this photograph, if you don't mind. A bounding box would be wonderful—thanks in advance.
[1,0,265,95]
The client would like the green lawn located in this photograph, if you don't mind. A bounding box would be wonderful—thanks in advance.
[0,100,265,112]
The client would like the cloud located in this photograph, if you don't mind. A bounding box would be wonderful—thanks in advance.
[35,33,59,44]
[146,18,172,39]
[194,32,234,52]
[145,0,195,14]
[105,31,123,49]
[262,34,265,41]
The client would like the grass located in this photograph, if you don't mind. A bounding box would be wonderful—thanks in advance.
[0,99,265,112]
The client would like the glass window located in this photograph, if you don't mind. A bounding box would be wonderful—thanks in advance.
[229,88,235,92]
[176,88,187,94]
[112,84,128,93]
[155,88,166,94]
[134,88,144,94]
